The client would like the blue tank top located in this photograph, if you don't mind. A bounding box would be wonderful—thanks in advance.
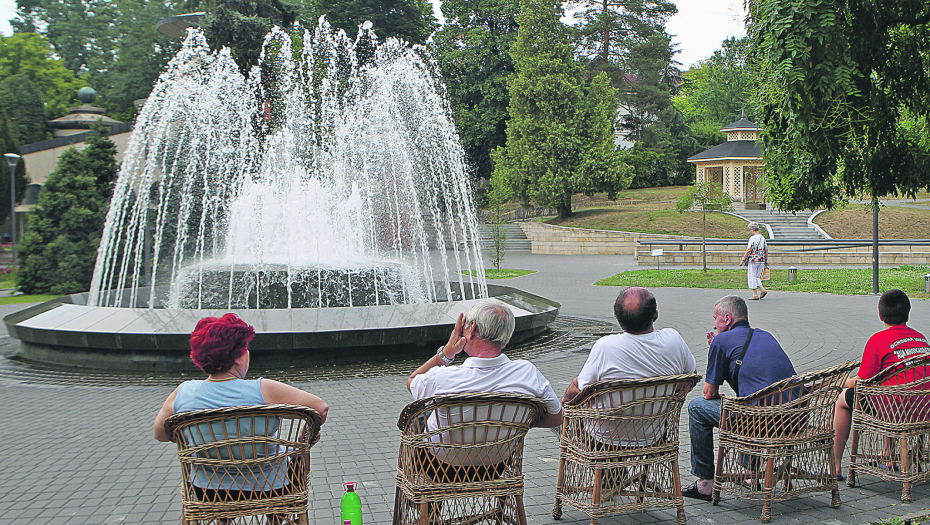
[173,378,286,491]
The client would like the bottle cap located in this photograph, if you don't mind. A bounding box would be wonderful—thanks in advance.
[344,521,351,525]
[344,481,357,492]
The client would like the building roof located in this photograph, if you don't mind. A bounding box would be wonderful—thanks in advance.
[687,139,761,162]
[720,117,760,132]
[48,107,123,130]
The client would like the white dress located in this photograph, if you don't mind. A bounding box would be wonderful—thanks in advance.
[746,233,766,289]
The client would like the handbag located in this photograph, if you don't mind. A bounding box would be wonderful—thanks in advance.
[760,266,771,281]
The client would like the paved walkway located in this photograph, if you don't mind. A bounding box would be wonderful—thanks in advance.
[3,252,930,524]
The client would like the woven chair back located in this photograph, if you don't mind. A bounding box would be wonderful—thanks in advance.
[552,374,700,525]
[721,362,858,440]
[858,354,930,424]
[565,375,701,448]
[164,404,321,521]
[396,392,545,483]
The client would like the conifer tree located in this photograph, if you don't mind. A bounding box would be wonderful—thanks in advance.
[491,0,629,218]
[17,130,117,295]
[0,75,49,146]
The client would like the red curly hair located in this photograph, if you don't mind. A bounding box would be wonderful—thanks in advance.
[189,313,255,374]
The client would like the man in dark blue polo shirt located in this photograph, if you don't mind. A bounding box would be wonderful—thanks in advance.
[682,295,796,500]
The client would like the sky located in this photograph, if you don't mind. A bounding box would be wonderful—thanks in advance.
[0,0,746,69]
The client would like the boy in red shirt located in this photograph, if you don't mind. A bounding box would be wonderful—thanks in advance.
[833,289,930,478]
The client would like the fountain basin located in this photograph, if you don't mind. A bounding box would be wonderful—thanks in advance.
[4,285,559,371]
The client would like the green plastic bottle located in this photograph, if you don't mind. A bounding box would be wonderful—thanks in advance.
[341,481,362,525]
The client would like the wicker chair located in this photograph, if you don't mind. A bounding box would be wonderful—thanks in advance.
[551,374,701,525]
[848,354,930,502]
[392,392,546,525]
[712,361,858,522]
[164,404,323,525]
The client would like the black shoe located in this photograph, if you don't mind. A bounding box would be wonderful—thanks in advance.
[682,482,712,501]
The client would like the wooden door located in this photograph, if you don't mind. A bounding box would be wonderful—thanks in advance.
[744,166,764,203]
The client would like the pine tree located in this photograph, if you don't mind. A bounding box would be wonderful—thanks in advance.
[17,130,117,295]
[0,75,49,146]
[491,0,629,218]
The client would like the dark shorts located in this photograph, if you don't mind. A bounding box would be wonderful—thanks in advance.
[844,387,872,412]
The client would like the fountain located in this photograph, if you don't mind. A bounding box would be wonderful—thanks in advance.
[4,22,558,370]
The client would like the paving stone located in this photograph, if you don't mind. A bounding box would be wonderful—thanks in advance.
[3,253,930,524]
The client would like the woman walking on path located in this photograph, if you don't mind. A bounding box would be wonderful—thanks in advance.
[742,222,768,300]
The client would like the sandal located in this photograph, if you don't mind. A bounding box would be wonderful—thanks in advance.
[748,296,759,300]
[760,291,767,299]
[682,482,712,501]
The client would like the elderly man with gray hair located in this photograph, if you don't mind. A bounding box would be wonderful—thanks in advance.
[406,298,563,428]
[683,295,795,501]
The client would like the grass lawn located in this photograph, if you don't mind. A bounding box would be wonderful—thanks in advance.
[814,204,930,239]
[0,294,61,305]
[595,265,930,299]
[464,269,536,279]
[501,187,927,239]
[546,205,755,238]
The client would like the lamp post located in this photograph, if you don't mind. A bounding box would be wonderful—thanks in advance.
[4,153,21,264]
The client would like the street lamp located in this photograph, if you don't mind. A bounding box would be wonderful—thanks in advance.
[4,153,21,264]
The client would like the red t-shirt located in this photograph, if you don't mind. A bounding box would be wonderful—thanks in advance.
[859,325,930,381]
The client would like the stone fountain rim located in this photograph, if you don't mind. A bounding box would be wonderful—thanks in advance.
[4,284,560,370]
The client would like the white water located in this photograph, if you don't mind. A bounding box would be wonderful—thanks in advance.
[89,21,487,309]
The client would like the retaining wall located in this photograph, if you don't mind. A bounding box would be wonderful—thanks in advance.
[519,222,930,265]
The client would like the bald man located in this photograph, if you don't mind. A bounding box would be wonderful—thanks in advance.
[562,287,696,405]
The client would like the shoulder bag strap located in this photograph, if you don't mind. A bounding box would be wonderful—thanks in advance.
[731,328,754,395]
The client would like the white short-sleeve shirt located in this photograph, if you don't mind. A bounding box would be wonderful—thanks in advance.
[409,353,562,466]
[575,328,697,446]
[410,353,562,415]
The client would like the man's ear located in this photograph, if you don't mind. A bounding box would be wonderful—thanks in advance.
[463,320,477,339]
[653,310,659,322]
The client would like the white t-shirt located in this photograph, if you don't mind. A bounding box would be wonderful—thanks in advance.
[576,328,696,446]
[577,328,696,390]
[409,354,562,466]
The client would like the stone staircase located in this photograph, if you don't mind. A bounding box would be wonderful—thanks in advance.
[477,223,532,250]
[732,206,827,240]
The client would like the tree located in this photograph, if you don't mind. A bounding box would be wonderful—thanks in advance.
[13,0,120,77]
[92,0,183,121]
[0,74,49,145]
[492,0,630,218]
[431,0,519,180]
[0,115,29,224]
[675,36,753,150]
[188,0,298,75]
[747,0,930,211]
[617,32,689,187]
[486,191,507,271]
[676,181,731,272]
[0,33,86,119]
[569,0,685,189]
[319,0,437,44]
[17,130,117,294]
[571,0,676,73]
[13,0,183,120]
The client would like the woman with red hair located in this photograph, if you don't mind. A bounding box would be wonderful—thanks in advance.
[153,313,329,440]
